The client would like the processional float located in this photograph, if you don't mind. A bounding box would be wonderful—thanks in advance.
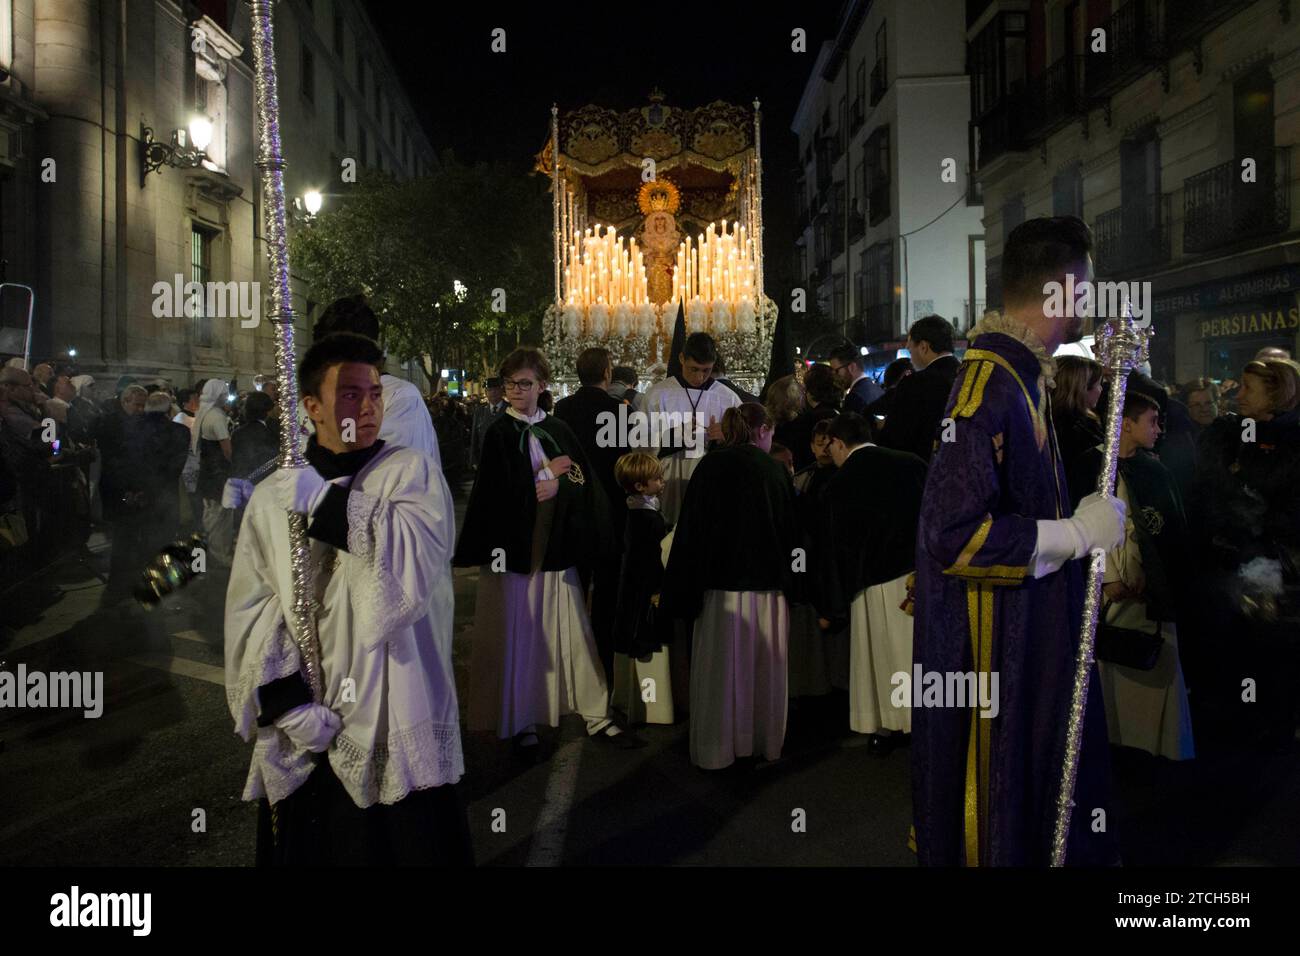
[535,91,777,390]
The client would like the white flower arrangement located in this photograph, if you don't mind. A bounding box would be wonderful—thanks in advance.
[612,301,633,338]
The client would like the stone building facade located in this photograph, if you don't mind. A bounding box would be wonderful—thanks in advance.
[0,0,435,394]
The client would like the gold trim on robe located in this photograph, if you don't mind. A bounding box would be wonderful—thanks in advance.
[964,583,995,866]
[961,348,1049,451]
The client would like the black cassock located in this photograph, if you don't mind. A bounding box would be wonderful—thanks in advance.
[660,443,802,622]
[613,505,672,659]
[813,445,927,625]
[452,412,613,573]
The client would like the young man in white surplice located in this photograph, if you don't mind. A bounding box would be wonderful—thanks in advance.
[454,347,643,755]
[225,332,471,865]
[640,332,741,526]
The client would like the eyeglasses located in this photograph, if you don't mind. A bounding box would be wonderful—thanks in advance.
[503,378,536,392]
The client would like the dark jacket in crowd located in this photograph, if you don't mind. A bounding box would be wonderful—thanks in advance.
[613,503,672,659]
[95,407,137,520]
[553,385,628,530]
[877,354,961,463]
[1053,410,1104,501]
[231,419,279,478]
[1188,407,1300,739]
[1153,396,1199,503]
[123,412,191,506]
[843,375,885,416]
[1193,409,1300,575]
[813,444,927,624]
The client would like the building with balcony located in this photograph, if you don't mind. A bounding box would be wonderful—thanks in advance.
[968,0,1300,384]
[792,0,985,360]
[0,0,435,391]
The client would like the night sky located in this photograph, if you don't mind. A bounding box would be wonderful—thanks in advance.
[368,2,846,286]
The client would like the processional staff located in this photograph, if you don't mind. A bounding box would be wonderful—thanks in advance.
[1050,307,1151,866]
[246,0,325,702]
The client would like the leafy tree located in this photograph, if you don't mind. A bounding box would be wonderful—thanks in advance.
[291,157,552,385]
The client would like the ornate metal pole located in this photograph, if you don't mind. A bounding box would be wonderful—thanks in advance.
[1050,311,1150,866]
[752,99,765,308]
[247,0,325,702]
[551,104,562,306]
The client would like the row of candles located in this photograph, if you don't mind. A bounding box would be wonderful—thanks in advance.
[561,221,758,311]
[563,225,650,307]
[673,220,757,307]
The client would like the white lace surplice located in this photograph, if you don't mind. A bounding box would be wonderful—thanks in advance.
[224,445,464,808]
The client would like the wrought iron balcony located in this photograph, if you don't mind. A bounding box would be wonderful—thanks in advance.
[1093,193,1172,275]
[1025,55,1085,139]
[1184,148,1291,255]
[870,60,888,107]
[1085,0,1163,102]
[973,97,1030,171]
[963,299,987,332]
[1160,0,1257,53]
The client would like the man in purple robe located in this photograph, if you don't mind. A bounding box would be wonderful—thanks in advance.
[912,216,1127,866]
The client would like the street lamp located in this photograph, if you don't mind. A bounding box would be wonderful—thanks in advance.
[140,115,213,188]
[291,190,323,224]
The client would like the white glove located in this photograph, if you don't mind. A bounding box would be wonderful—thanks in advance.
[274,703,341,753]
[222,478,254,509]
[271,466,332,515]
[1067,493,1127,556]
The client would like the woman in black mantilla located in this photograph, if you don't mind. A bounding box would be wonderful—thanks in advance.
[454,347,635,754]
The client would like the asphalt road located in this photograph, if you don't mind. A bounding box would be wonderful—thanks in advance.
[2,485,1297,866]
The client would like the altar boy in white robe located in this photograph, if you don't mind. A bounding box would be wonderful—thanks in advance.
[640,332,742,525]
[225,333,471,866]
[454,347,641,756]
[813,412,927,754]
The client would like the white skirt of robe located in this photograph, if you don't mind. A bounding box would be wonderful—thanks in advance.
[1097,622,1195,760]
[612,648,675,725]
[690,589,789,769]
[468,566,610,739]
[848,573,914,735]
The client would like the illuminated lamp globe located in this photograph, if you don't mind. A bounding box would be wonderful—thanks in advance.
[188,115,214,152]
